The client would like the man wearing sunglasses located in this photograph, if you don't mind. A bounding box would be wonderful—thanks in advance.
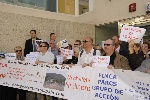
[103,39,130,70]
[77,37,101,68]
[35,42,54,64]
[15,46,26,100]
[74,40,82,50]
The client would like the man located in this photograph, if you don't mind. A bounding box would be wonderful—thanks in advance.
[35,42,58,100]
[49,40,58,57]
[135,59,150,74]
[47,33,56,44]
[24,30,41,56]
[112,36,128,58]
[103,39,130,70]
[35,42,54,64]
[49,40,58,64]
[15,46,24,60]
[14,46,26,100]
[77,37,100,68]
[142,41,150,59]
[74,40,82,49]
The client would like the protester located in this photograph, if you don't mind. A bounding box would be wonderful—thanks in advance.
[77,37,101,68]
[135,59,150,74]
[35,42,54,64]
[142,41,150,59]
[128,40,146,71]
[14,46,26,100]
[74,40,82,50]
[112,35,128,58]
[24,30,41,56]
[103,39,130,70]
[94,44,105,55]
[63,47,79,65]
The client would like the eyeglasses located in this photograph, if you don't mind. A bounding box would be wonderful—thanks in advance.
[104,44,112,46]
[15,50,22,52]
[82,40,90,43]
[40,45,47,47]
[74,44,79,45]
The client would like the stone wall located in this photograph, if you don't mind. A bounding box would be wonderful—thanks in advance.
[0,11,95,53]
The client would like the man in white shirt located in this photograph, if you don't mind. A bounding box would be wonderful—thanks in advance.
[77,37,100,67]
[35,42,54,64]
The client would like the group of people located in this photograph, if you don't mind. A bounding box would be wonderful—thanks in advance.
[0,29,150,100]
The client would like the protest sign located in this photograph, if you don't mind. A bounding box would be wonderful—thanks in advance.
[56,55,63,64]
[5,53,16,60]
[35,40,43,46]
[61,48,73,59]
[25,53,38,63]
[0,59,150,100]
[65,67,150,100]
[57,39,68,48]
[119,26,146,43]
[0,59,69,99]
[92,56,110,67]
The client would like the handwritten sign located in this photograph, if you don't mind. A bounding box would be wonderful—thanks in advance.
[61,48,73,59]
[119,25,146,43]
[0,59,150,100]
[25,54,38,63]
[92,56,110,67]
[0,59,69,99]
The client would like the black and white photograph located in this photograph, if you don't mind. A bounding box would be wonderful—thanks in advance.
[43,69,67,91]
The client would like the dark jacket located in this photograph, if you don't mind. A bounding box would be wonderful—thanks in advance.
[104,51,130,70]
[119,44,129,59]
[63,56,78,64]
[128,51,146,71]
[24,38,41,56]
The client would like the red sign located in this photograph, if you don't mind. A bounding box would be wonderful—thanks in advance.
[129,3,136,12]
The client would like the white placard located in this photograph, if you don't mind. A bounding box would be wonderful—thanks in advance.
[25,54,38,63]
[61,49,73,59]
[92,56,110,67]
[119,26,146,43]
[5,53,16,60]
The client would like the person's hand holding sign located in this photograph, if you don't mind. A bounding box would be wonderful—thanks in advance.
[128,39,135,54]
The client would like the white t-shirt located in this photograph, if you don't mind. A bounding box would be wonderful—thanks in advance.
[77,48,101,65]
[36,51,54,63]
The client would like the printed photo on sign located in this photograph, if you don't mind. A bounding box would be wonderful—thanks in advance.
[57,39,68,48]
[43,69,67,91]
[35,40,43,46]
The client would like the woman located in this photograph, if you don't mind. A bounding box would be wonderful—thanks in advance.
[94,44,105,55]
[63,47,79,67]
[128,40,146,71]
